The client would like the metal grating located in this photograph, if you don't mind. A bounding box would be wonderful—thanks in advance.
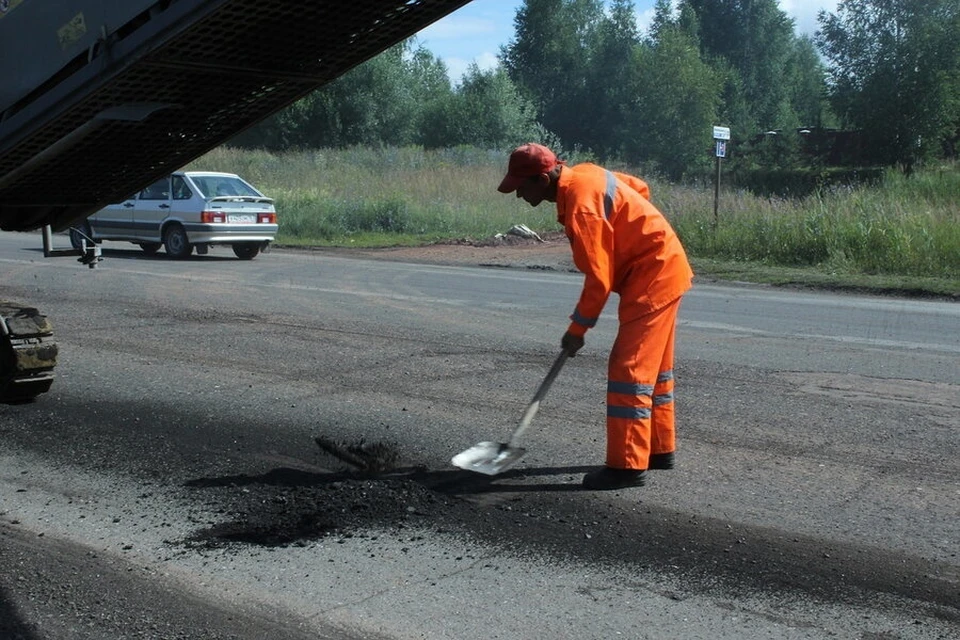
[0,0,471,231]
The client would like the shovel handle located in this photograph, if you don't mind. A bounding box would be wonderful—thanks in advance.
[508,348,570,446]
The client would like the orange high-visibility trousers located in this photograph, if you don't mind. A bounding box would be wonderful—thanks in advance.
[605,296,682,470]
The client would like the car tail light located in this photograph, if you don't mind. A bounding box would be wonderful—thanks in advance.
[201,211,226,223]
[258,212,277,224]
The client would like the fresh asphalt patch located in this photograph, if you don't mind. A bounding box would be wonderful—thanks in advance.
[173,437,960,627]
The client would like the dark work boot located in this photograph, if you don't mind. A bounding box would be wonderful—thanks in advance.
[648,452,675,470]
[582,467,647,490]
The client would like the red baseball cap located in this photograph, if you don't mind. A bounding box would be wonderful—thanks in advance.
[497,143,561,193]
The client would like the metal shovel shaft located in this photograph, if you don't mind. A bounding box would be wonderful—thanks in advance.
[507,348,570,447]
[450,348,570,475]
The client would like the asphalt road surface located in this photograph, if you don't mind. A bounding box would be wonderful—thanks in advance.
[1,232,958,639]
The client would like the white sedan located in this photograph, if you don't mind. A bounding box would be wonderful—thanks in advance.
[70,171,278,260]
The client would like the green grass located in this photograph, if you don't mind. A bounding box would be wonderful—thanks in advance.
[186,146,960,299]
[688,258,959,299]
[188,146,558,244]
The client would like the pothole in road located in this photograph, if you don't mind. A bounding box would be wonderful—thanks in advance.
[180,475,450,550]
[178,437,484,551]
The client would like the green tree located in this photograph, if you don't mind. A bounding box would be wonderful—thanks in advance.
[646,0,674,43]
[817,0,960,170]
[419,65,541,149]
[788,36,835,128]
[501,0,606,149]
[583,0,641,159]
[944,64,960,158]
[625,23,721,179]
[713,60,756,142]
[684,0,805,130]
[301,42,423,147]
[233,40,452,149]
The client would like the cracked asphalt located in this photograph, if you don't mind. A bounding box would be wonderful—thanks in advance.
[1,233,958,639]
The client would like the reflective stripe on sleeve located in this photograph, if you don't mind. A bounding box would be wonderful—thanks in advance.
[570,308,598,327]
[603,170,617,220]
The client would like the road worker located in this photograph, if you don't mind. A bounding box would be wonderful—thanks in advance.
[497,143,694,490]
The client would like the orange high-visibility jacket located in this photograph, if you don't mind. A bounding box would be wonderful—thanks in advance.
[556,163,693,337]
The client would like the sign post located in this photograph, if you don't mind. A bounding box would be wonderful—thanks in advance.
[712,126,730,227]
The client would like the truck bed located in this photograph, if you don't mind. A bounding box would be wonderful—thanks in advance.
[0,0,469,233]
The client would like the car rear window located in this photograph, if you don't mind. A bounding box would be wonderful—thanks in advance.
[189,176,261,198]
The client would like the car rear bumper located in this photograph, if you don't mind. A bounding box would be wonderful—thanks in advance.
[182,222,278,244]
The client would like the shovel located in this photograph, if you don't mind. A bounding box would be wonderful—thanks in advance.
[451,348,570,475]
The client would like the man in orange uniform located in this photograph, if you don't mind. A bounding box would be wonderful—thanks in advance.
[497,143,693,490]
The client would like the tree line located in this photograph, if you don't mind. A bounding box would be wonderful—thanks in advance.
[233,0,960,181]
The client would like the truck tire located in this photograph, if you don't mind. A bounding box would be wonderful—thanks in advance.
[0,302,57,403]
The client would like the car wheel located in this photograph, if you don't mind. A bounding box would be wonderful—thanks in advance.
[69,221,93,250]
[232,243,261,260]
[163,224,193,259]
[139,242,161,256]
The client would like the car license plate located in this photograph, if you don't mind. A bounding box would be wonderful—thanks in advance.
[227,214,256,223]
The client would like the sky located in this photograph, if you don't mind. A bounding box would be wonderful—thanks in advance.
[417,0,839,83]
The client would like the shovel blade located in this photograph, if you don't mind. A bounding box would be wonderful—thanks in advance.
[451,441,526,475]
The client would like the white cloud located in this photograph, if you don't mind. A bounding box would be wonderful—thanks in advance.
[475,51,500,72]
[635,7,656,35]
[418,15,499,41]
[779,0,838,36]
[444,52,501,86]
[418,9,508,84]
[632,1,839,38]
[443,58,470,84]
[423,1,841,84]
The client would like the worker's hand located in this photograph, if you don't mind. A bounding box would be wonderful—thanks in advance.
[561,331,584,357]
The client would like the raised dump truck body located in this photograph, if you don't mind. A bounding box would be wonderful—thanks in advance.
[0,0,470,400]
[0,0,470,233]
[1,0,159,114]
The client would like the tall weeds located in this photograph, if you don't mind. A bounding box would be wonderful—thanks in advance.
[188,147,959,278]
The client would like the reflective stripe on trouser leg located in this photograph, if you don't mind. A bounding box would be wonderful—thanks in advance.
[606,298,682,469]
[650,313,678,458]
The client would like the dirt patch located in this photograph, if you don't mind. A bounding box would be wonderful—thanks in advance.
[307,233,959,299]
[316,231,577,272]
